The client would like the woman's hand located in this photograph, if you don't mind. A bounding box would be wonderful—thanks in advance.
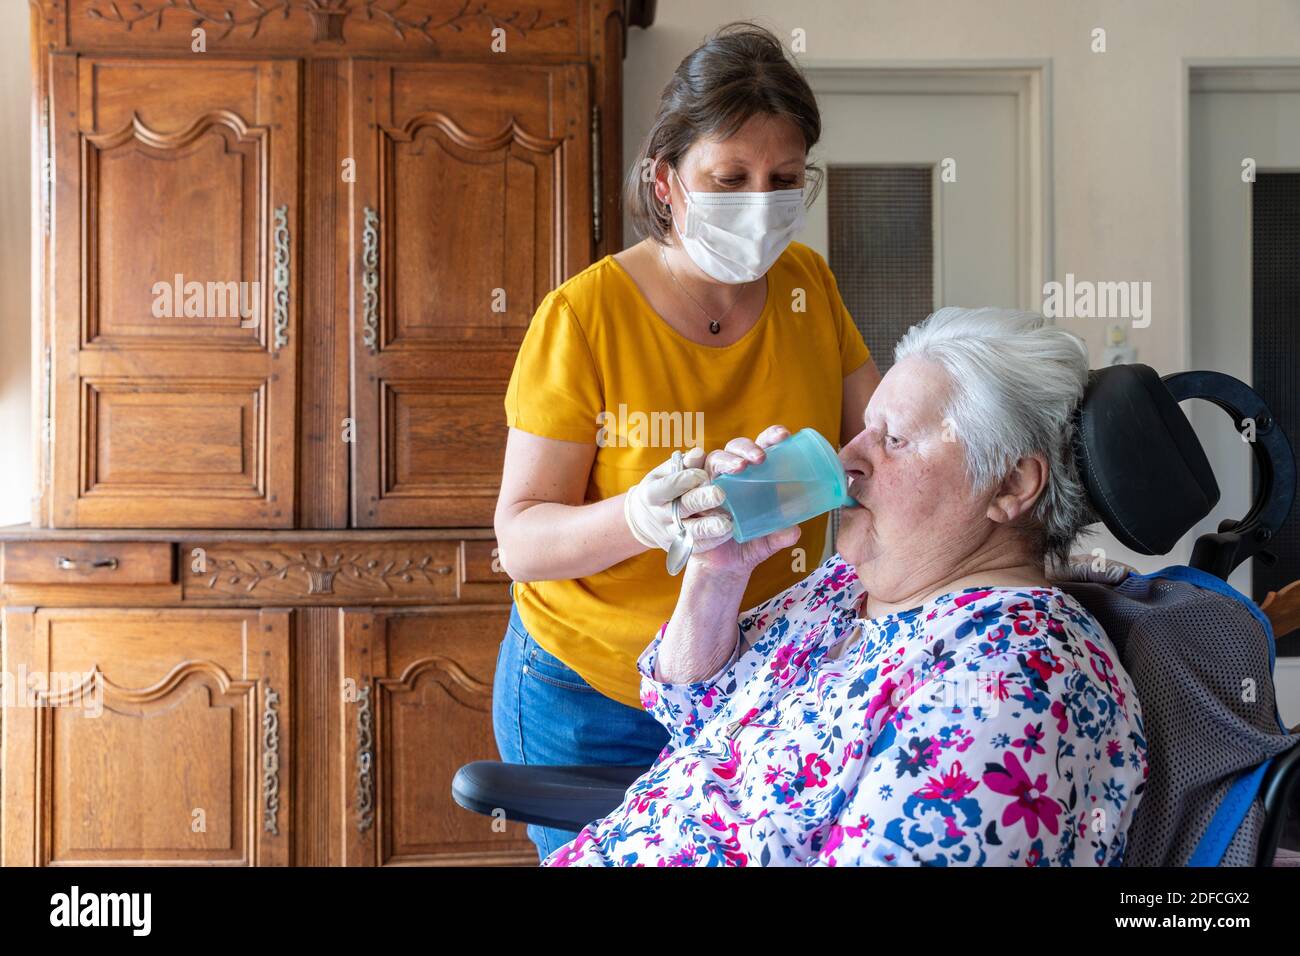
[623,446,732,554]
[688,425,802,578]
[653,426,801,684]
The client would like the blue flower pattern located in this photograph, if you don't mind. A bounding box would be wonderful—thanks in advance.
[544,554,1148,866]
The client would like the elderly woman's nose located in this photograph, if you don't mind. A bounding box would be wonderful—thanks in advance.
[839,443,872,480]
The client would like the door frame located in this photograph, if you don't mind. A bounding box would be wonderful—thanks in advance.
[1183,61,1300,609]
[1184,62,1300,538]
[1184,63,1300,729]
[1182,60,1300,371]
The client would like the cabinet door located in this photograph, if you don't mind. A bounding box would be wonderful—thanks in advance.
[349,60,591,527]
[1,607,292,866]
[341,606,535,865]
[48,55,300,528]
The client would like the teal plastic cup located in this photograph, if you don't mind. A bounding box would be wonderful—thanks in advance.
[712,428,860,543]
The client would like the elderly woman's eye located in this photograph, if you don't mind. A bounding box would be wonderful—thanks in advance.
[885,434,905,449]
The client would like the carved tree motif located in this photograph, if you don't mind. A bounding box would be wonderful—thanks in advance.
[87,0,294,40]
[200,549,453,595]
[85,0,570,44]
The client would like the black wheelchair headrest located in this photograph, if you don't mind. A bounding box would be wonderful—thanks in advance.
[1074,364,1296,578]
[1074,364,1220,555]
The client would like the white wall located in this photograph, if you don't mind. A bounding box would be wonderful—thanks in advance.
[0,4,31,527]
[624,0,1300,379]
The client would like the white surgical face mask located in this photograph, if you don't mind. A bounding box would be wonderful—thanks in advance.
[668,167,806,284]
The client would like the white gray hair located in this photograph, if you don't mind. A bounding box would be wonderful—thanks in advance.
[893,306,1094,563]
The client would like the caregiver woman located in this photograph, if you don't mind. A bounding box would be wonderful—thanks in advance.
[492,21,881,860]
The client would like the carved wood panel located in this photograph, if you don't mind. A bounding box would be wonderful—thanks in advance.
[49,55,299,528]
[340,606,534,865]
[350,59,590,527]
[182,540,459,601]
[58,0,584,55]
[1,607,291,866]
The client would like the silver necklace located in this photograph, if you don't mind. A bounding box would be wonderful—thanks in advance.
[658,243,749,335]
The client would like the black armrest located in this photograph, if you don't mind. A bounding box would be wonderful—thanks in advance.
[451,761,649,833]
[1258,738,1300,866]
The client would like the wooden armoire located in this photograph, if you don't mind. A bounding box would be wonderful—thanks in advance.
[2,0,650,866]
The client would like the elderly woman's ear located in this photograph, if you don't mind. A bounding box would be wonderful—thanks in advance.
[985,452,1049,525]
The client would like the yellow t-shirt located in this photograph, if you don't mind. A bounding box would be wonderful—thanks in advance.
[503,240,871,708]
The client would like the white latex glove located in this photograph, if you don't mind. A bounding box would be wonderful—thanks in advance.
[623,446,733,555]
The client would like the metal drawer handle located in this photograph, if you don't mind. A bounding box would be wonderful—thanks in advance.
[57,556,118,571]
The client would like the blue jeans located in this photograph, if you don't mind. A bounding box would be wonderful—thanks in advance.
[491,586,669,862]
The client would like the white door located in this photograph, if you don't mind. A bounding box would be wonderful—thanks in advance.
[802,68,1046,320]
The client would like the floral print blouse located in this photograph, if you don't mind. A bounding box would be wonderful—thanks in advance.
[543,554,1148,867]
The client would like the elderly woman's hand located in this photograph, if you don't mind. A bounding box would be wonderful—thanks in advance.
[689,425,803,577]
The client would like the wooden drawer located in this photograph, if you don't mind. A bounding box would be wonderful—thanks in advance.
[0,537,509,606]
[459,540,511,603]
[1,541,175,586]
[181,539,460,604]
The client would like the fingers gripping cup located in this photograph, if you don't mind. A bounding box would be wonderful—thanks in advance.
[712,428,860,543]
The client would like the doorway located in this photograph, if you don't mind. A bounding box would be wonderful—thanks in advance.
[1188,66,1300,654]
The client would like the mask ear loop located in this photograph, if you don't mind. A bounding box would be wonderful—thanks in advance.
[665,165,691,242]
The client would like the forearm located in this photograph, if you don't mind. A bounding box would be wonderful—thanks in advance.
[497,494,646,582]
[654,563,750,683]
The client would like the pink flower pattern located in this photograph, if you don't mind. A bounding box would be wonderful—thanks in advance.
[544,554,1147,867]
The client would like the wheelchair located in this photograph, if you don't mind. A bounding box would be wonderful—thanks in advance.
[453,364,1300,866]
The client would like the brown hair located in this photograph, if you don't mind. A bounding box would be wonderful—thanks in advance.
[625,21,824,244]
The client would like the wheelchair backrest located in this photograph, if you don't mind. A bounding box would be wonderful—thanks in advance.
[1061,569,1297,866]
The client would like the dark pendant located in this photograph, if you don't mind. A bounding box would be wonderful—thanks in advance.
[709,320,721,334]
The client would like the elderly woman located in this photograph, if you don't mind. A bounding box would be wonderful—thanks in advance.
[543,308,1149,866]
